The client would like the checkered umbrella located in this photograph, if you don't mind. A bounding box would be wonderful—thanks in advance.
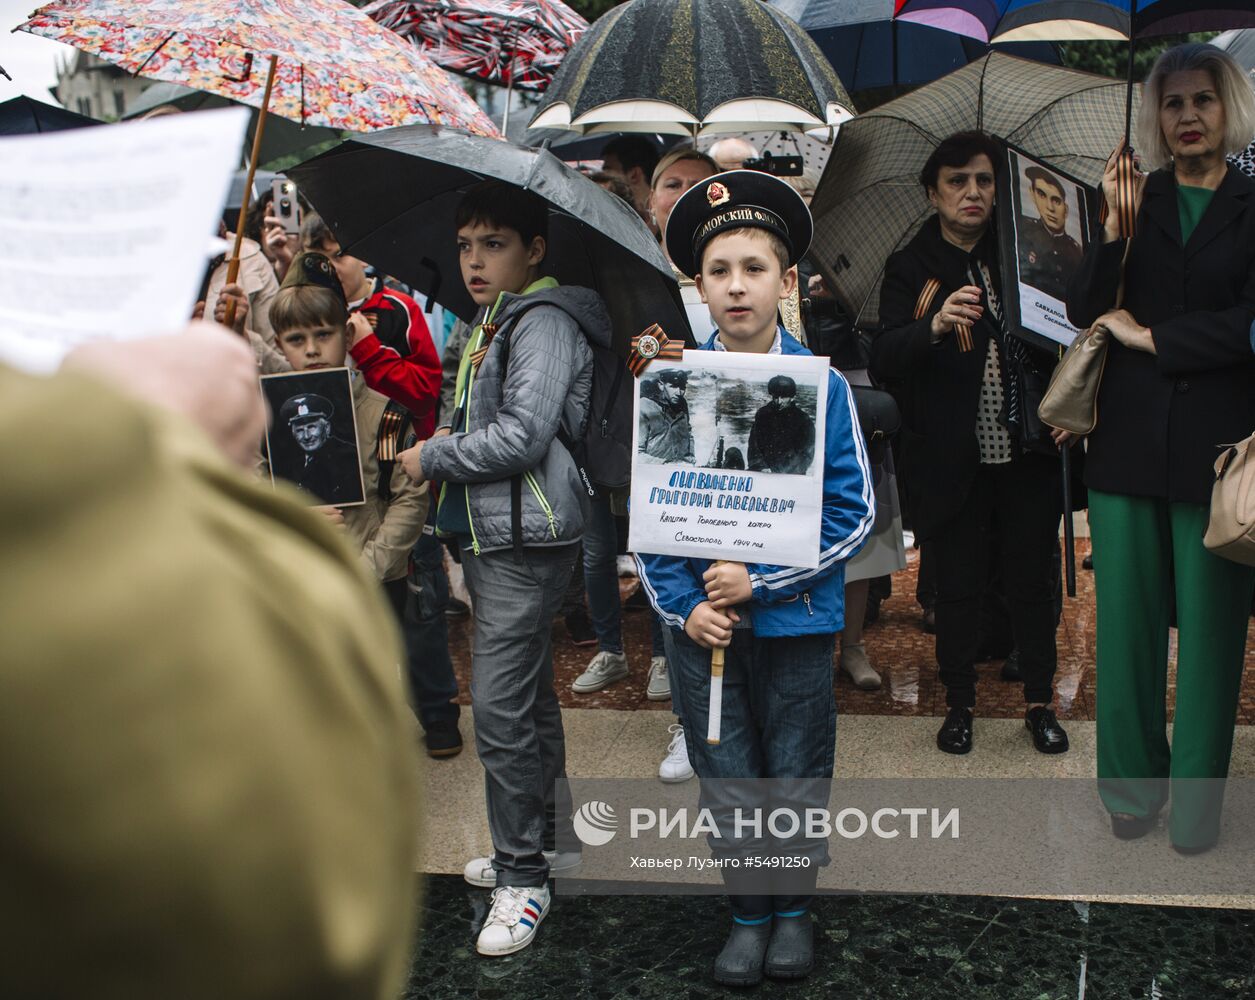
[810,52,1139,328]
[365,0,587,93]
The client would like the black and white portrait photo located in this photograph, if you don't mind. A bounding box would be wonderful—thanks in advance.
[637,365,821,477]
[999,146,1094,348]
[260,368,364,506]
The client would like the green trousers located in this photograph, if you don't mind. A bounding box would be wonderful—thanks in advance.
[1090,490,1255,847]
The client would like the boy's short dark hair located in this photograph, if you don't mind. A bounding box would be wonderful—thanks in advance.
[269,285,348,335]
[301,211,336,251]
[919,131,1002,194]
[589,171,634,206]
[602,135,660,180]
[455,181,548,248]
[699,227,790,275]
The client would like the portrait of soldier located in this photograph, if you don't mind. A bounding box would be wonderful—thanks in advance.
[1017,164,1083,302]
[638,369,695,463]
[278,392,361,504]
[747,375,815,475]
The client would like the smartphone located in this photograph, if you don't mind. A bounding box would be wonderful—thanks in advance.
[271,178,301,235]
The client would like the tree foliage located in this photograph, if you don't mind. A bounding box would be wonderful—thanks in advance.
[1057,33,1217,80]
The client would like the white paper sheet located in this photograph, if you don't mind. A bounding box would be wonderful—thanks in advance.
[0,107,248,373]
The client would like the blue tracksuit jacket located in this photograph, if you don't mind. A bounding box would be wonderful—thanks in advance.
[637,328,874,637]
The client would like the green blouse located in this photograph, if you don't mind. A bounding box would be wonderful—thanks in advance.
[1177,183,1215,243]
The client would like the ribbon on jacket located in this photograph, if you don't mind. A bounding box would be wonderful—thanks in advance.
[914,277,972,352]
[628,323,683,377]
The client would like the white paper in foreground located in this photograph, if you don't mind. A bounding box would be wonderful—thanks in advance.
[628,350,829,569]
[0,107,248,373]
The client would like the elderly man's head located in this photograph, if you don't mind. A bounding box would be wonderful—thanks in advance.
[708,137,759,172]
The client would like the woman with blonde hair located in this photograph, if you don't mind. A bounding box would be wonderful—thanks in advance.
[1067,42,1255,853]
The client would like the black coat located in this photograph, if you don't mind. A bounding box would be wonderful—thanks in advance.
[871,216,1010,537]
[1066,167,1255,506]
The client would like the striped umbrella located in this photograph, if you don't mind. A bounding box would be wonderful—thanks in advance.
[365,0,587,93]
[529,0,853,136]
[894,0,1255,43]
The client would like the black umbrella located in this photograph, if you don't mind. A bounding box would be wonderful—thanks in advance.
[529,0,853,136]
[0,95,100,135]
[287,126,689,347]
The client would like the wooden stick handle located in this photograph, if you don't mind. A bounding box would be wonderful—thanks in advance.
[223,54,278,334]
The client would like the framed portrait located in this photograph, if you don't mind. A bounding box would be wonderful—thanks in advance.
[627,350,829,568]
[260,367,365,507]
[996,144,1096,350]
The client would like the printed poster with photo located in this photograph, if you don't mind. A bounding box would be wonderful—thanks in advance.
[628,350,829,568]
[260,367,365,507]
[997,144,1096,350]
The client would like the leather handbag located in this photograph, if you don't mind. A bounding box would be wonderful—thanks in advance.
[1204,432,1255,567]
[1036,320,1109,435]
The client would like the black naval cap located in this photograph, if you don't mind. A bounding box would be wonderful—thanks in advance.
[656,368,689,388]
[280,393,335,425]
[664,169,813,280]
[767,375,797,398]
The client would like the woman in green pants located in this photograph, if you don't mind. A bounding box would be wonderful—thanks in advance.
[1066,42,1255,852]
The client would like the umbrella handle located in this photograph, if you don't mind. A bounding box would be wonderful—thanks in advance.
[223,54,278,333]
[706,559,726,745]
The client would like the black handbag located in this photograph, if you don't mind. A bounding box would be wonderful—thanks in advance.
[849,385,901,463]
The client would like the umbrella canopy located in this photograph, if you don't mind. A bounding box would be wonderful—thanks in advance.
[18,0,500,134]
[771,0,1058,93]
[1214,27,1255,70]
[894,0,1255,43]
[529,0,854,136]
[287,127,689,346]
[810,52,1139,327]
[122,81,342,168]
[0,95,100,135]
[365,0,587,93]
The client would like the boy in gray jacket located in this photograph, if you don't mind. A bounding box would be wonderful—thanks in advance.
[399,182,611,957]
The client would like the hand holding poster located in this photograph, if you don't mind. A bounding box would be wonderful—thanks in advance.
[628,350,829,568]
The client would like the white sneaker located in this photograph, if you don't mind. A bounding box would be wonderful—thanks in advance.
[617,555,638,577]
[571,650,629,693]
[463,850,582,888]
[476,885,550,956]
[658,723,694,783]
[646,655,671,701]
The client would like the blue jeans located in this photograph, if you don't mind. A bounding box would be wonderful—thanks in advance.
[662,626,836,919]
[583,494,623,653]
[402,528,460,729]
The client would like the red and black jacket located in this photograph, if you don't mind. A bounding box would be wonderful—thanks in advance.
[348,277,441,439]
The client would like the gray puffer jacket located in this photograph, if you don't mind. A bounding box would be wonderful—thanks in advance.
[421,285,606,553]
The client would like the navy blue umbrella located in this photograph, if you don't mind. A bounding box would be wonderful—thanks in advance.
[769,0,1057,95]
[0,95,100,135]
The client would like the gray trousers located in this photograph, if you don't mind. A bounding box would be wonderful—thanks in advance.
[461,543,578,887]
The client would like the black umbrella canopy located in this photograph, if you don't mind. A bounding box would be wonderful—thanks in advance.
[529,0,853,135]
[810,52,1140,327]
[287,126,688,346]
[0,95,100,135]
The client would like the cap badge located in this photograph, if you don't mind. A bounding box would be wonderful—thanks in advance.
[706,181,730,208]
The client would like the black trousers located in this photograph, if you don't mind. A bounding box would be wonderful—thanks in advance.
[932,454,1060,708]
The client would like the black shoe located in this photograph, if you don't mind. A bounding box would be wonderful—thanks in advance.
[564,607,598,647]
[920,608,936,634]
[444,597,470,619]
[1025,706,1069,754]
[424,719,463,759]
[765,912,813,980]
[936,707,973,755]
[1000,648,1022,682]
[1082,554,1094,571]
[713,921,772,987]
[1111,812,1156,840]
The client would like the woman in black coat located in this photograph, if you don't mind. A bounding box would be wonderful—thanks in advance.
[1066,42,1255,853]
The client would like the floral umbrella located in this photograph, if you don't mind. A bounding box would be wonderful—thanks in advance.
[18,0,499,322]
[365,0,587,94]
[18,0,500,134]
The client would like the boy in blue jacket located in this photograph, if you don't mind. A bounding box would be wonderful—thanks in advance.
[638,171,874,986]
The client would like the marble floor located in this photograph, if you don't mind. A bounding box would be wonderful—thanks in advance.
[413,537,1255,998]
